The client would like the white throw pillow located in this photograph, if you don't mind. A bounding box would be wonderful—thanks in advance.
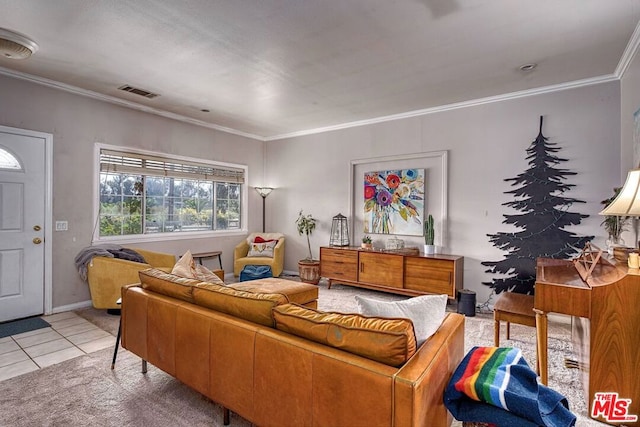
[172,250,225,285]
[247,240,277,257]
[355,294,448,347]
[172,250,196,278]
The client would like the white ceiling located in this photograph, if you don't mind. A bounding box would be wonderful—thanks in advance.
[1,1,640,140]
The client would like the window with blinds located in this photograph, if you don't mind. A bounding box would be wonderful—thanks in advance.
[98,148,244,237]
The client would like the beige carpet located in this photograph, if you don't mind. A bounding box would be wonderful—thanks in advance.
[0,280,607,426]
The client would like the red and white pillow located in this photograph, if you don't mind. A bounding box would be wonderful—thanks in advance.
[247,239,278,257]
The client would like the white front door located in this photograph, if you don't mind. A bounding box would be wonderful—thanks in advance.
[0,130,46,322]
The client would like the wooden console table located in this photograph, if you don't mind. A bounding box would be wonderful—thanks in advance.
[320,246,463,298]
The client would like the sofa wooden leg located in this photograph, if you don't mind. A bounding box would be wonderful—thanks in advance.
[223,407,230,425]
[141,359,147,374]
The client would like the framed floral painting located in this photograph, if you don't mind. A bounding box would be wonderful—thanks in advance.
[363,168,424,235]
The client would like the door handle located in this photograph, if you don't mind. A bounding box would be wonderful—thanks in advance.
[33,237,42,244]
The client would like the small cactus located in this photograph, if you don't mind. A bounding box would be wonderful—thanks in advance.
[424,214,434,245]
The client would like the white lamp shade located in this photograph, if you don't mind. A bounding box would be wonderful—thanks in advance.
[600,169,640,216]
[255,187,273,198]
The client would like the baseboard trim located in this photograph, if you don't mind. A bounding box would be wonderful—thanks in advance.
[50,300,93,315]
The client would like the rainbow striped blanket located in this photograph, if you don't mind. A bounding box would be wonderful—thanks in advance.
[443,347,576,427]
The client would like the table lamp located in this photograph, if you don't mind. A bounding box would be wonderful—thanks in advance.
[599,169,640,253]
[599,169,640,216]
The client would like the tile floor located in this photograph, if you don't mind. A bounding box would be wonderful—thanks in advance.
[0,311,116,382]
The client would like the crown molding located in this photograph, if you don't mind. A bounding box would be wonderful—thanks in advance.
[266,74,619,141]
[0,60,628,143]
[615,19,640,78]
[0,66,266,141]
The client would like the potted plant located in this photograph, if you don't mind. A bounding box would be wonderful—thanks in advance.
[361,235,373,249]
[296,210,320,284]
[601,187,629,254]
[423,214,435,255]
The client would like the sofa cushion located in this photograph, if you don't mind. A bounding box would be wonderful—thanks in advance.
[172,250,226,286]
[193,283,288,327]
[273,304,417,367]
[139,268,200,302]
[355,294,447,347]
[230,278,318,306]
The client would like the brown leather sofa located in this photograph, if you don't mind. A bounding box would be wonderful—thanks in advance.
[121,269,465,427]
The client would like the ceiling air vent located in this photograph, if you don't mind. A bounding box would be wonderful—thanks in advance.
[118,85,159,99]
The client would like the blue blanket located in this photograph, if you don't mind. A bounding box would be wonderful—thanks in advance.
[443,347,576,427]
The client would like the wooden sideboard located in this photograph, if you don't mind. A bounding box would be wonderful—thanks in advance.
[320,246,463,298]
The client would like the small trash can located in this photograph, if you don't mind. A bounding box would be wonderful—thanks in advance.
[457,289,476,317]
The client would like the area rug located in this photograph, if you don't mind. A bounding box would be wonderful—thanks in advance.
[0,317,50,339]
[0,281,608,426]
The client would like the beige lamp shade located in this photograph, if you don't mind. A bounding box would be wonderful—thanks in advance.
[600,169,640,216]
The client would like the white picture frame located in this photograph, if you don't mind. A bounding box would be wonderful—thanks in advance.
[349,151,448,248]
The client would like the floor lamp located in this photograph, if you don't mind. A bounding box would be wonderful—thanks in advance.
[255,187,273,232]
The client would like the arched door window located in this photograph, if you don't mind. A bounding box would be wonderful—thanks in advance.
[0,146,22,171]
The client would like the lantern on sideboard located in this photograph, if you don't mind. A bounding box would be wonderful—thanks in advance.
[329,213,350,247]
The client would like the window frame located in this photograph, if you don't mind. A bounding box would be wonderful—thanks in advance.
[93,143,248,244]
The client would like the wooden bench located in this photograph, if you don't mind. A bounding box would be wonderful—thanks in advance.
[493,292,536,346]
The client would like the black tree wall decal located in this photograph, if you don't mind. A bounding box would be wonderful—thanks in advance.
[482,116,594,295]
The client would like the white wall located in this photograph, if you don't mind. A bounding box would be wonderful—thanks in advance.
[619,49,640,251]
[621,51,640,174]
[0,71,625,310]
[267,81,621,305]
[0,74,265,310]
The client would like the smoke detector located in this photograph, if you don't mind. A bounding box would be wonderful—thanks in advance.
[0,28,38,60]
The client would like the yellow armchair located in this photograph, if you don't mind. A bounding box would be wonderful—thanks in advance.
[86,248,176,309]
[234,233,285,277]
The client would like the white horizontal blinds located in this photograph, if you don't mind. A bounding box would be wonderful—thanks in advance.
[100,149,245,183]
